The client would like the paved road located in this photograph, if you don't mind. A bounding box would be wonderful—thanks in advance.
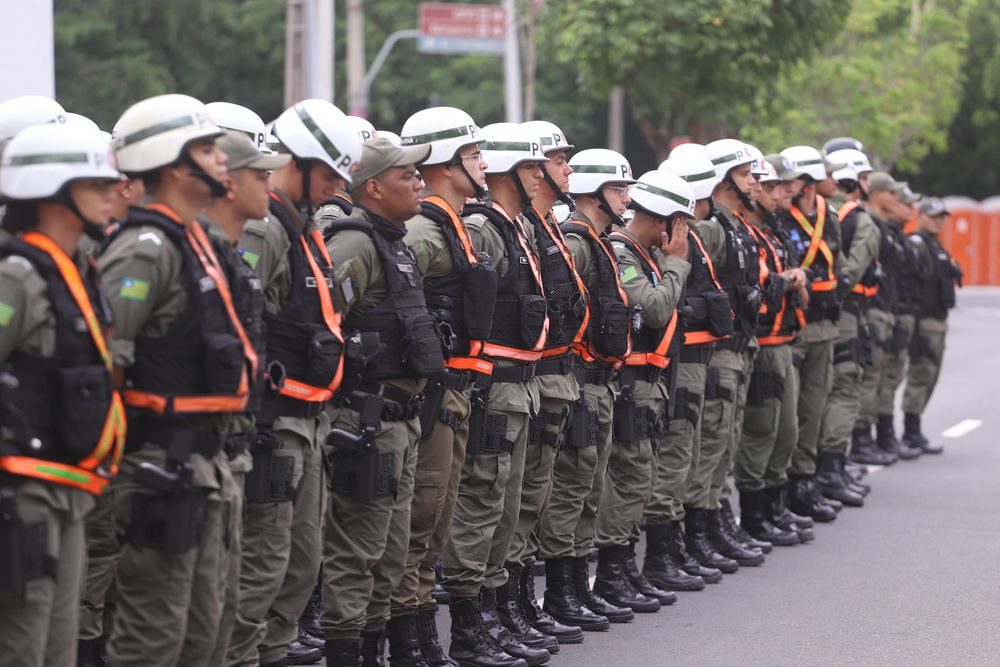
[328,288,1000,666]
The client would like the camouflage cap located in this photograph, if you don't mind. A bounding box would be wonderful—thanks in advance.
[350,137,431,192]
[918,197,949,216]
[764,153,802,181]
[866,171,897,193]
[897,183,920,205]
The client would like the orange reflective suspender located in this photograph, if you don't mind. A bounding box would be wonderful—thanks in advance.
[0,232,127,495]
[790,195,835,280]
[571,223,630,366]
[536,208,590,357]
[480,203,549,361]
[744,225,799,346]
[836,201,880,298]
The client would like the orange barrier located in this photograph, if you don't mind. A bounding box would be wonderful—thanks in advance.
[941,197,1000,286]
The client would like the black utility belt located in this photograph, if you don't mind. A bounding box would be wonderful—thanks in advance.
[125,417,225,459]
[679,346,715,364]
[620,365,663,384]
[716,335,751,353]
[259,394,327,422]
[440,370,474,392]
[573,366,616,386]
[341,383,423,422]
[490,363,536,383]
[534,354,576,377]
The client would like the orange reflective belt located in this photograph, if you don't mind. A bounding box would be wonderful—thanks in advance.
[20,232,126,484]
[537,208,589,357]
[812,279,838,292]
[790,196,834,280]
[0,457,109,495]
[608,230,674,367]
[758,333,797,346]
[424,195,486,360]
[683,232,730,346]
[573,224,630,365]
[126,203,255,414]
[851,283,878,297]
[481,203,549,361]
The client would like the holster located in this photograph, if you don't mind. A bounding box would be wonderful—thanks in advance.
[566,398,598,448]
[674,387,702,426]
[890,321,910,353]
[0,487,54,593]
[833,338,861,365]
[704,367,734,402]
[746,371,785,407]
[466,408,512,458]
[418,381,446,440]
[244,428,296,503]
[858,323,875,367]
[909,332,932,360]
[528,409,564,447]
[327,427,397,501]
[126,459,205,555]
[613,385,655,444]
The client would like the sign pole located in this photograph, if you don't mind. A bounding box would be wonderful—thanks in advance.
[503,0,522,123]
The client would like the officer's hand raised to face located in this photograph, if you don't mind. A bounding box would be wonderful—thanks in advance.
[662,217,689,258]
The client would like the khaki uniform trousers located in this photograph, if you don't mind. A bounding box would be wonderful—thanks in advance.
[902,317,947,416]
[818,309,866,456]
[857,307,894,429]
[686,347,742,509]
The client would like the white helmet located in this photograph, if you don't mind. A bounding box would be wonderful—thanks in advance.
[271,99,362,182]
[832,163,859,183]
[668,142,705,160]
[704,139,753,181]
[826,148,872,175]
[400,107,481,165]
[521,120,573,155]
[0,95,67,141]
[1,123,119,201]
[630,170,696,220]
[378,130,401,147]
[745,144,769,176]
[207,102,270,152]
[567,148,634,195]
[345,115,378,142]
[823,137,864,154]
[757,159,781,184]
[112,94,223,175]
[658,150,719,200]
[65,113,102,137]
[480,123,548,175]
[780,145,827,181]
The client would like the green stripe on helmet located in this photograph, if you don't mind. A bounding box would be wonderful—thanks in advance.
[7,152,91,166]
[634,181,691,209]
[796,158,823,166]
[401,125,475,145]
[482,140,533,152]
[681,169,717,183]
[295,104,343,161]
[710,152,740,165]
[120,115,198,147]
[572,164,619,174]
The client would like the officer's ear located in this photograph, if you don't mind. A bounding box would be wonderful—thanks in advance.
[364,175,385,202]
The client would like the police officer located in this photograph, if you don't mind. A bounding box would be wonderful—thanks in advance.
[322,137,445,665]
[202,109,292,665]
[0,122,124,667]
[597,170,695,611]
[538,148,636,630]
[811,157,882,506]
[778,145,845,523]
[387,107,492,665]
[499,120,589,647]
[98,94,255,666]
[900,198,956,455]
[733,155,812,546]
[441,122,550,667]
[228,99,361,667]
[640,146,731,591]
[686,139,765,570]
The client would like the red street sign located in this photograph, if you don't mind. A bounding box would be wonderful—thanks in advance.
[419,2,506,40]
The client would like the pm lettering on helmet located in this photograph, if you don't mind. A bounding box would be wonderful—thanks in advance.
[531,142,541,157]
[620,164,631,179]
[336,154,354,171]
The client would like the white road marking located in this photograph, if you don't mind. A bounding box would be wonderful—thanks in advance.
[942,419,983,439]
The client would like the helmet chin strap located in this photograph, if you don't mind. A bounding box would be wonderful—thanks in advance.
[542,167,575,211]
[725,171,755,210]
[181,153,229,199]
[706,197,717,220]
[596,190,624,227]
[295,158,315,221]
[55,188,107,241]
[511,168,535,215]
[458,161,486,200]
[791,177,814,207]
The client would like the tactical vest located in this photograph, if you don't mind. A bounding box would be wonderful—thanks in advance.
[323,193,354,218]
[463,202,548,363]
[326,216,445,385]
[711,209,761,338]
[562,221,630,364]
[263,194,345,419]
[682,231,734,346]
[784,195,841,322]
[607,231,678,368]
[748,221,802,345]
[838,201,879,310]
[418,196,497,374]
[527,208,588,357]
[915,232,957,320]
[0,233,124,495]
[115,207,255,415]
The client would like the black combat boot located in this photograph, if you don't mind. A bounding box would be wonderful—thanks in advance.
[667,520,723,583]
[738,490,798,546]
[480,588,550,666]
[718,498,772,554]
[787,475,837,523]
[814,451,865,507]
[496,565,559,654]
[877,414,921,460]
[360,630,386,667]
[518,563,584,644]
[77,638,105,667]
[840,463,871,496]
[622,540,677,605]
[325,638,362,667]
[448,596,528,667]
[285,639,323,665]
[683,508,738,574]
[297,581,324,649]
[850,425,897,465]
[641,521,706,591]
[541,557,609,631]
[593,546,660,613]
[904,413,943,454]
[416,605,458,666]
[432,561,450,606]
[766,485,815,542]
[570,556,633,623]
[706,508,765,566]
[386,614,432,667]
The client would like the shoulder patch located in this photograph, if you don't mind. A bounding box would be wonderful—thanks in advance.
[0,302,15,327]
[137,231,163,246]
[620,266,640,283]
[239,248,260,270]
[119,277,151,302]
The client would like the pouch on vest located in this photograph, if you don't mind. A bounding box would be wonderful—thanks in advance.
[304,326,344,387]
[244,429,296,503]
[0,488,52,593]
[463,263,499,339]
[596,299,630,358]
[613,394,650,444]
[518,294,548,346]
[940,275,956,309]
[57,364,113,459]
[127,462,205,554]
[204,332,245,394]
[467,408,512,458]
[566,398,598,448]
[419,381,446,440]
[705,291,735,337]
[399,311,447,376]
[328,427,397,501]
